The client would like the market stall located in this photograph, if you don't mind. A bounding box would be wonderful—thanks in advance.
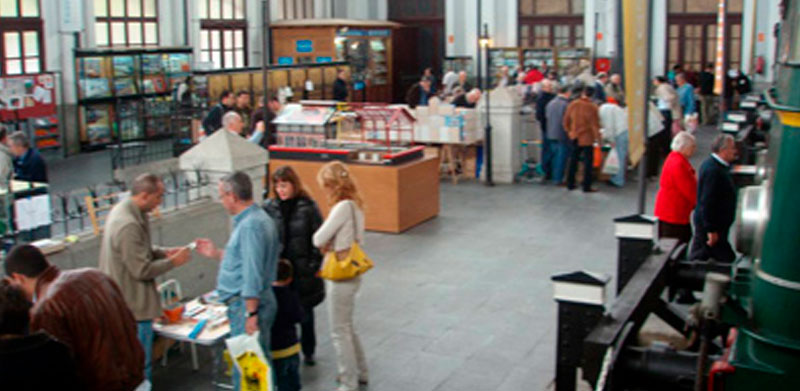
[267,101,438,233]
[270,19,401,103]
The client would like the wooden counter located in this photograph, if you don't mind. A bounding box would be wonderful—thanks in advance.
[268,156,440,233]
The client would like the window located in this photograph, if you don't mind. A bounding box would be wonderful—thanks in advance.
[278,0,315,19]
[669,0,743,13]
[95,0,158,47]
[0,0,42,75]
[199,0,247,69]
[519,0,584,48]
[520,0,583,16]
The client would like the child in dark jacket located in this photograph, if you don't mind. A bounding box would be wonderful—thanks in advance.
[272,259,305,391]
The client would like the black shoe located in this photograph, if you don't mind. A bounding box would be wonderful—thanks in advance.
[304,356,316,366]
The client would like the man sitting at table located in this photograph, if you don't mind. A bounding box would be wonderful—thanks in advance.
[4,244,145,391]
[8,131,47,183]
[99,173,193,383]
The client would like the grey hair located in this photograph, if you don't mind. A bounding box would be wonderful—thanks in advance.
[711,134,735,153]
[131,173,162,196]
[222,111,242,129]
[8,131,29,148]
[220,171,253,201]
[671,131,696,152]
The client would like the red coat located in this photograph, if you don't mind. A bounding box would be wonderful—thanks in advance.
[655,151,697,225]
[525,69,544,85]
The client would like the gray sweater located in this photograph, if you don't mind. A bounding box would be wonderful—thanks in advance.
[545,95,570,142]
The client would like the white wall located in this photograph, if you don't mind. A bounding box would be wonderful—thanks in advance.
[742,0,780,83]
[651,0,668,78]
[585,0,619,59]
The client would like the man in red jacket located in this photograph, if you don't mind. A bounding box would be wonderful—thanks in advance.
[654,131,697,244]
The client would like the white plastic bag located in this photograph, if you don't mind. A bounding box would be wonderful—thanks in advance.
[684,113,699,133]
[225,332,272,391]
[602,147,621,175]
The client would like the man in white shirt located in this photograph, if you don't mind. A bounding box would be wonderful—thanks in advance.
[220,111,266,145]
[599,98,628,187]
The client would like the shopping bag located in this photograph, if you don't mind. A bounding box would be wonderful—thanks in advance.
[593,145,603,168]
[684,113,699,133]
[602,147,621,175]
[225,332,272,391]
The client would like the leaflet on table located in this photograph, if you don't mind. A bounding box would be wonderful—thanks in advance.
[112,56,137,78]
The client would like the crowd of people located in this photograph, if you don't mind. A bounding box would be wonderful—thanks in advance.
[1,162,369,391]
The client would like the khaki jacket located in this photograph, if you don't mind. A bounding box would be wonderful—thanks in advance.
[98,198,172,320]
[563,97,601,147]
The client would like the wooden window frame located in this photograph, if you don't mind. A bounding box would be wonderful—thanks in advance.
[666,13,743,72]
[0,0,43,75]
[199,1,248,69]
[95,0,159,48]
[518,15,584,49]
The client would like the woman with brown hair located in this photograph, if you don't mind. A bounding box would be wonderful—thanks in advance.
[263,166,324,366]
[312,161,368,391]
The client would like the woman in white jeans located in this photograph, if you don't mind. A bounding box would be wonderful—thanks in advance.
[312,161,368,391]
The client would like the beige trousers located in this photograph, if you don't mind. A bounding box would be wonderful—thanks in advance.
[327,276,368,391]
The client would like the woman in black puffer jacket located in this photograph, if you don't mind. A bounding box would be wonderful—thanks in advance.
[264,166,325,366]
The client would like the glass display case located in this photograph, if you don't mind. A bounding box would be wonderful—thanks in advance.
[522,48,555,70]
[487,48,521,86]
[443,56,474,76]
[555,48,591,73]
[74,47,193,150]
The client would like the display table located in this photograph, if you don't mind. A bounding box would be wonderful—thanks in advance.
[269,156,440,233]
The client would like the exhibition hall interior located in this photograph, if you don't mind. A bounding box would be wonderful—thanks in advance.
[1,0,798,390]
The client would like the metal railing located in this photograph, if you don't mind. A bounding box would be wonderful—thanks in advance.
[4,170,214,245]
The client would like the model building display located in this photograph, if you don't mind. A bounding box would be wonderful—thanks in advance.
[268,101,424,165]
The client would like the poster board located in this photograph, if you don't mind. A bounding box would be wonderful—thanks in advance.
[0,74,57,121]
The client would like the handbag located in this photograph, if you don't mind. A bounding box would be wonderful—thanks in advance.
[319,202,373,281]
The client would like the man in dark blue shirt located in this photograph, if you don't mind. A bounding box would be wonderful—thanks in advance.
[9,131,47,183]
[689,134,738,263]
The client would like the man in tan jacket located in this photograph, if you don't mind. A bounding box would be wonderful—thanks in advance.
[98,173,192,383]
[564,86,602,192]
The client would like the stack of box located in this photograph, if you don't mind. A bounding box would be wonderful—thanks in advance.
[413,98,482,144]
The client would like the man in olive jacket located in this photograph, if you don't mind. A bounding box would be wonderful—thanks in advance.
[98,173,192,382]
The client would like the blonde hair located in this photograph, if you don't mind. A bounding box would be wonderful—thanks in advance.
[316,161,364,209]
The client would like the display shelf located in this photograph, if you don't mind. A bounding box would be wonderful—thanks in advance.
[75,47,193,150]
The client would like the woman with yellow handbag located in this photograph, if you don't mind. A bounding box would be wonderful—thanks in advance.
[312,161,370,391]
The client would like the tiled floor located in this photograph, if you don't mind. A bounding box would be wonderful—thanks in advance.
[150,127,713,390]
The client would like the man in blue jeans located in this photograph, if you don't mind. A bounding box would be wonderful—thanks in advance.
[543,85,573,184]
[196,172,280,390]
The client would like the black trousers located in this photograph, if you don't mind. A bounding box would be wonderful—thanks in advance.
[647,110,673,178]
[300,305,316,358]
[659,221,692,245]
[566,143,594,191]
[689,226,736,263]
